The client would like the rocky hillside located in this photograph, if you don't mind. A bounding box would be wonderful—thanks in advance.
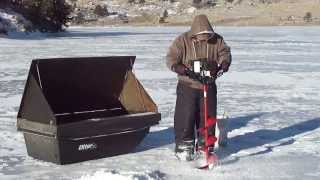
[69,0,320,26]
[1,0,319,35]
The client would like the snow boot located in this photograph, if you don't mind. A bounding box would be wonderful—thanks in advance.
[175,140,195,161]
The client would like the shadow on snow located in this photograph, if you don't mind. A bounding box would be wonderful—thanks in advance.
[218,116,320,164]
[135,113,320,164]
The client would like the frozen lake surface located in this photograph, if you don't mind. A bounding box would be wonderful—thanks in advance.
[0,26,320,179]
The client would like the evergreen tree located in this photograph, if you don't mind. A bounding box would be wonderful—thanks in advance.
[4,0,71,32]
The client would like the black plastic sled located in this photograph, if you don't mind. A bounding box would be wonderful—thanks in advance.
[17,56,161,164]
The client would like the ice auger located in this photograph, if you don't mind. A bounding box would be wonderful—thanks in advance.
[186,59,223,169]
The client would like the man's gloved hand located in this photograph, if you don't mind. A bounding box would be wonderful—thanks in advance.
[172,64,187,75]
[219,61,230,72]
[208,62,219,76]
[185,68,199,81]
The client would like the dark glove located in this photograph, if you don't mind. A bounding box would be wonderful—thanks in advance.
[208,62,219,76]
[185,68,199,81]
[219,61,230,72]
[172,64,187,75]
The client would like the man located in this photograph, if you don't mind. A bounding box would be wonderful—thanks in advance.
[166,14,231,161]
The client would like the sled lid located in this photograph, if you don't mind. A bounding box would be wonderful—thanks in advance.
[17,56,136,124]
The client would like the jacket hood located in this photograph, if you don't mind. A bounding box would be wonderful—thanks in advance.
[189,14,214,37]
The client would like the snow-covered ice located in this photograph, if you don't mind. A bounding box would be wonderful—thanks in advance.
[0,26,320,180]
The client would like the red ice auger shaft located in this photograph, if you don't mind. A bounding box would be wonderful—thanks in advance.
[201,84,218,169]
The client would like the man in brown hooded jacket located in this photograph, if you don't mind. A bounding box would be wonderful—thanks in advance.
[166,14,231,161]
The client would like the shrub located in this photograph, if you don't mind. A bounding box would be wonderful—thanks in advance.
[162,9,168,18]
[93,4,108,17]
[304,12,312,22]
[7,0,72,32]
[193,0,202,4]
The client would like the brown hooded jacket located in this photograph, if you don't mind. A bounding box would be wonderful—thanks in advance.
[166,14,231,89]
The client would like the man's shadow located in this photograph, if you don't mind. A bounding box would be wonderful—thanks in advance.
[135,113,320,164]
[134,113,264,152]
[217,116,320,164]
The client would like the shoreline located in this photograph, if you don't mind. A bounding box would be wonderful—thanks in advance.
[70,15,320,27]
[1,23,320,37]
[69,22,320,27]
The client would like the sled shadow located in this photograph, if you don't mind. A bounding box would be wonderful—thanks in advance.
[134,127,175,152]
[217,117,320,165]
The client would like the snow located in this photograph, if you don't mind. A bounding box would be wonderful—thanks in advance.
[78,170,165,180]
[185,7,196,14]
[0,26,320,180]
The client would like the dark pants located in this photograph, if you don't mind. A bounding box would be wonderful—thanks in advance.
[174,82,217,146]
